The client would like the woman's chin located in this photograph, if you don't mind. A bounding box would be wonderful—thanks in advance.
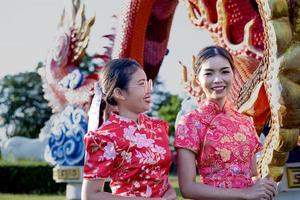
[141,105,150,113]
[209,94,227,102]
[211,91,228,99]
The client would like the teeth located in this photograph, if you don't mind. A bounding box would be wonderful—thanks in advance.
[212,87,225,91]
[213,87,224,89]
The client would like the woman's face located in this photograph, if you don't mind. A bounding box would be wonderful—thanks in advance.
[197,56,233,104]
[121,68,152,114]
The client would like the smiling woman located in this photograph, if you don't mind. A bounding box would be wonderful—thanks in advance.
[194,46,235,107]
[82,58,177,200]
[174,46,278,200]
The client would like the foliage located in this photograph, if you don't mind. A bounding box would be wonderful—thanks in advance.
[149,78,172,116]
[147,77,182,136]
[0,63,52,138]
[157,95,182,136]
[0,160,65,194]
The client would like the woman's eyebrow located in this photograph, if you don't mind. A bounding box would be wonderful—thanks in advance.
[220,66,231,70]
[137,78,146,83]
[204,68,214,72]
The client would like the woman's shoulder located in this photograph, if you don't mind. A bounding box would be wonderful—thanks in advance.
[142,114,169,130]
[229,109,254,122]
[99,120,123,132]
[181,109,201,119]
[85,120,122,139]
[177,109,207,126]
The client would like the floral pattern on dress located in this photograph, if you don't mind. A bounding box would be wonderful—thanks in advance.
[99,142,116,161]
[174,100,262,188]
[83,113,171,197]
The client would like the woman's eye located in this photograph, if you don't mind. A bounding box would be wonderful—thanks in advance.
[138,82,145,86]
[222,71,230,74]
[204,73,212,76]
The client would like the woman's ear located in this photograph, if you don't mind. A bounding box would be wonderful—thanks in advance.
[113,88,126,101]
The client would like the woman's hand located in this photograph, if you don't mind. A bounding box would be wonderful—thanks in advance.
[243,177,277,200]
[162,184,177,200]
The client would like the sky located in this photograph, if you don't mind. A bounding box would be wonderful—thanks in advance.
[0,0,213,95]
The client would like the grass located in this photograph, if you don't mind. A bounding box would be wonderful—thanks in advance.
[0,193,65,200]
[170,175,184,199]
[0,159,49,167]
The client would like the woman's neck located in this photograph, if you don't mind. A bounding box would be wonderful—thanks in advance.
[118,107,139,122]
[207,98,226,109]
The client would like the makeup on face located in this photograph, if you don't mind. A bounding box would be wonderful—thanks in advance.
[197,56,233,105]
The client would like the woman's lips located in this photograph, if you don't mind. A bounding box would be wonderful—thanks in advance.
[144,95,151,103]
[211,86,226,92]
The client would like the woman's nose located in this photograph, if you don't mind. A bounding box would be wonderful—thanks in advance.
[213,75,222,83]
[145,79,153,92]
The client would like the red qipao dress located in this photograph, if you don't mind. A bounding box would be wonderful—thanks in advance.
[83,113,172,197]
[174,100,262,188]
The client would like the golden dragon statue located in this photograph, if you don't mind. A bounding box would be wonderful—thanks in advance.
[180,0,300,181]
[43,0,300,181]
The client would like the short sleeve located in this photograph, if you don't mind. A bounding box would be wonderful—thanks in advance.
[83,130,117,179]
[174,113,201,154]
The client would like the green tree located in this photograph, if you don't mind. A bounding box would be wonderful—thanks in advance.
[147,78,172,117]
[157,94,182,137]
[0,63,52,138]
[148,77,182,136]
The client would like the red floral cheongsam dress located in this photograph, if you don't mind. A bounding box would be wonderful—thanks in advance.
[84,113,172,197]
[174,100,262,188]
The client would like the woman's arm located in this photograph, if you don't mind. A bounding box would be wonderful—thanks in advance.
[251,153,278,199]
[177,149,276,200]
[81,178,166,200]
[252,154,259,178]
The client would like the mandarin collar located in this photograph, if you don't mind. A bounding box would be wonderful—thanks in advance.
[199,99,233,115]
[109,112,146,126]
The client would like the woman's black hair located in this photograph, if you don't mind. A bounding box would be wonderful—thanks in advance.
[98,58,141,126]
[193,46,235,76]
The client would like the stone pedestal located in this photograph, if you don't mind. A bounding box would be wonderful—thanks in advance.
[53,166,83,200]
[280,162,300,191]
[273,162,300,199]
[66,183,82,200]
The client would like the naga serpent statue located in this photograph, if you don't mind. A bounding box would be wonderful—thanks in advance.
[43,0,300,182]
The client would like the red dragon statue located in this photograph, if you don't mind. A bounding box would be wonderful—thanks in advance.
[43,0,300,182]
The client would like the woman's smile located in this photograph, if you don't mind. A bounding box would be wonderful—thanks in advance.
[197,55,233,107]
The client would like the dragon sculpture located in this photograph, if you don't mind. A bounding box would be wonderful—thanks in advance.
[180,0,300,181]
[42,0,115,165]
[43,0,300,181]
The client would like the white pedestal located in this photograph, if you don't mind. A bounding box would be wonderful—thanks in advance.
[53,166,83,200]
[66,183,82,200]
